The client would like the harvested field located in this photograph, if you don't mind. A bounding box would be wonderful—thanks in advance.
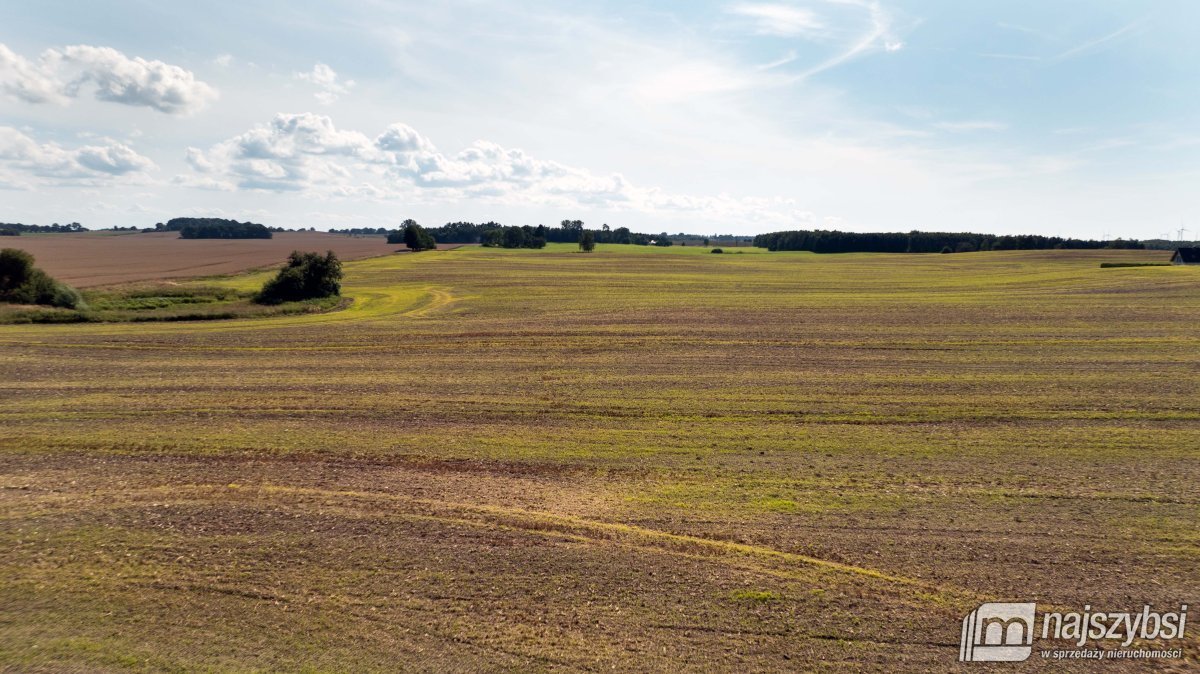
[1,231,430,287]
[1,244,1197,671]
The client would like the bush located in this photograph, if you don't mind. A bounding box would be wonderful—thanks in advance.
[578,230,595,252]
[711,248,724,254]
[0,248,84,309]
[255,251,343,305]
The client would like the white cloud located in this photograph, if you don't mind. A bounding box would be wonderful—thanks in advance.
[795,1,904,80]
[295,62,354,104]
[728,4,826,37]
[1053,20,1145,61]
[75,143,157,174]
[0,44,67,104]
[0,126,156,182]
[184,112,371,191]
[0,43,216,114]
[722,2,904,83]
[933,120,1008,133]
[181,112,813,225]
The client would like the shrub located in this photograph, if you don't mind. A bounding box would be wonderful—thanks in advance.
[710,248,724,254]
[0,248,84,309]
[578,230,595,252]
[255,251,343,305]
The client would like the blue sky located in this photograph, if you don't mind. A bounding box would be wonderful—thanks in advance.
[1,1,1197,238]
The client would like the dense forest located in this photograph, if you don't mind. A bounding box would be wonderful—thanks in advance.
[158,218,275,240]
[753,229,1146,253]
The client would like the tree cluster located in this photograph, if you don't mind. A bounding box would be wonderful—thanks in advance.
[254,251,343,304]
[330,227,390,236]
[481,225,547,249]
[427,221,499,243]
[0,222,86,235]
[159,218,274,239]
[753,229,1145,253]
[386,220,437,251]
[0,248,84,309]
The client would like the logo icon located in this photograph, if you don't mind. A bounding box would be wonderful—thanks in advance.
[960,602,1037,662]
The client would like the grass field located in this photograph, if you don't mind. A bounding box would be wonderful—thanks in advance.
[1,243,1197,671]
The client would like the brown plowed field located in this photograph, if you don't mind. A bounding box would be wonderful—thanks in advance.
[1,231,432,287]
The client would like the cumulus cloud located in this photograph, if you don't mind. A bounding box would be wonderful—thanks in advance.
[0,43,216,114]
[0,44,67,104]
[0,126,156,183]
[181,113,812,225]
[184,112,371,191]
[295,63,354,105]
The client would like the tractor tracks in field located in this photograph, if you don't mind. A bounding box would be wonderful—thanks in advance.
[3,481,977,608]
[0,285,462,348]
[401,286,458,318]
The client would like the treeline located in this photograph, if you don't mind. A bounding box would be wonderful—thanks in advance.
[157,218,275,239]
[329,227,390,236]
[1141,239,1200,251]
[476,221,677,249]
[332,219,679,248]
[753,230,1145,253]
[0,222,86,236]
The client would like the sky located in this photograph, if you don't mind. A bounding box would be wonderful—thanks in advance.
[1,0,1197,238]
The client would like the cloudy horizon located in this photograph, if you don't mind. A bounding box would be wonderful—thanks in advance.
[1,1,1197,238]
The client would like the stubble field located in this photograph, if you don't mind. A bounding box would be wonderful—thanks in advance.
[1,243,1197,671]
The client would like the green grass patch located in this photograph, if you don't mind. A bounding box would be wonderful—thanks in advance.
[728,589,783,602]
[0,282,347,324]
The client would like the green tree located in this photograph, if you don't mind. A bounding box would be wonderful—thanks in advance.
[503,226,526,248]
[0,248,83,309]
[402,220,437,251]
[481,228,503,247]
[579,230,596,252]
[255,251,343,304]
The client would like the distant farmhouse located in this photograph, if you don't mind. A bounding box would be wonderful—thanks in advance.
[1172,248,1200,265]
